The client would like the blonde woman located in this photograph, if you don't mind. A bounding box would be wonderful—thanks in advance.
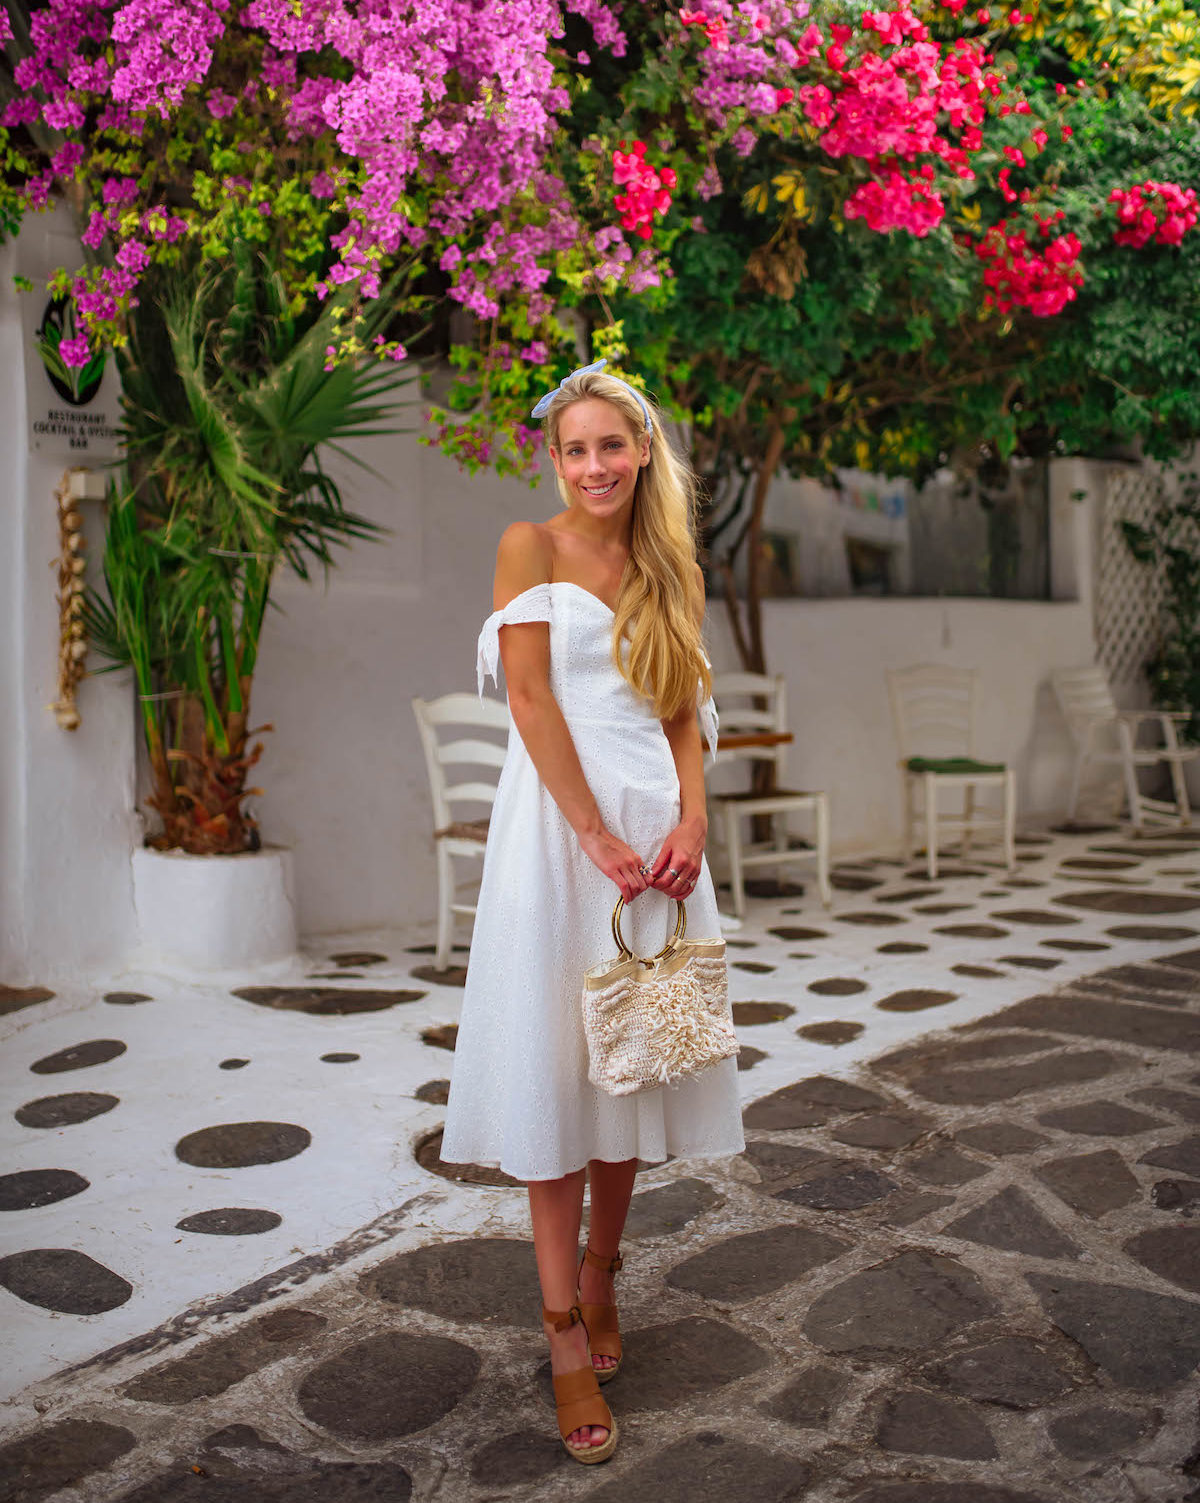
[441,361,743,1464]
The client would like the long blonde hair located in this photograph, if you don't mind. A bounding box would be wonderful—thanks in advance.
[542,367,711,719]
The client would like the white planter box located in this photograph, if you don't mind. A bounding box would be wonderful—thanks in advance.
[131,846,298,970]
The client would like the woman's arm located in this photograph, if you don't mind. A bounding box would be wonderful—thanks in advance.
[649,563,710,901]
[495,523,651,905]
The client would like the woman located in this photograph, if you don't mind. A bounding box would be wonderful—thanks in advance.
[441,361,744,1464]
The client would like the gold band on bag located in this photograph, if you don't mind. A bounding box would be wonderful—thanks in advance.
[611,897,687,964]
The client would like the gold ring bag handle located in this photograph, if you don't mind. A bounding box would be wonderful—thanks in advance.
[611,897,687,963]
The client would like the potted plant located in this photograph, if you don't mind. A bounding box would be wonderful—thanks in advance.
[83,243,417,966]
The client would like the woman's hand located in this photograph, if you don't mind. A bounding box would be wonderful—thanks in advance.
[578,828,653,904]
[649,817,706,901]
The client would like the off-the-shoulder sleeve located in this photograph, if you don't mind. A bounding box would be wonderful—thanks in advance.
[476,583,554,695]
[698,654,719,763]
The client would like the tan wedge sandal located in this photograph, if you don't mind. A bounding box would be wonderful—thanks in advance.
[577,1245,623,1383]
[543,1304,619,1465]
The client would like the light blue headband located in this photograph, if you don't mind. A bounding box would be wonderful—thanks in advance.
[530,358,652,435]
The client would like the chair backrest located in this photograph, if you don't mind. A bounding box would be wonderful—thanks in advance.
[412,693,510,831]
[886,664,979,762]
[1051,666,1118,744]
[710,671,789,778]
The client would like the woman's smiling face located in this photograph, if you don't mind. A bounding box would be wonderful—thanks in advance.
[550,398,648,520]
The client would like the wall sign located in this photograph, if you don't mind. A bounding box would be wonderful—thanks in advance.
[21,286,121,462]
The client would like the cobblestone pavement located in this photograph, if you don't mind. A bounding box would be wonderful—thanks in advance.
[3,832,1200,1501]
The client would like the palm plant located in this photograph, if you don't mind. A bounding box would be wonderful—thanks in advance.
[85,243,418,853]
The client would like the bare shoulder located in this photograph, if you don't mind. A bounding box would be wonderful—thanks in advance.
[494,521,554,609]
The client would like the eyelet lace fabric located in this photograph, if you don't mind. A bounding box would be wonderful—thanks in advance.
[441,581,744,1181]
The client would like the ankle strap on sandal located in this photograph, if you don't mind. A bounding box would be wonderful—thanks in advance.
[582,1245,623,1274]
[542,1303,584,1333]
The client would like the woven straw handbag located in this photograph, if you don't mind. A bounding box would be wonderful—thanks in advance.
[582,897,737,1097]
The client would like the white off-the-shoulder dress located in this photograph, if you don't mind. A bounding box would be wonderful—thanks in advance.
[440,581,745,1181]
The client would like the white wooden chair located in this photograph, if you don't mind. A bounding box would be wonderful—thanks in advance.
[707,672,831,919]
[412,693,510,967]
[1051,666,1197,831]
[887,664,1016,879]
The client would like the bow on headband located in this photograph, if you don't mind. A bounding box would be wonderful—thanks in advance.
[530,358,652,434]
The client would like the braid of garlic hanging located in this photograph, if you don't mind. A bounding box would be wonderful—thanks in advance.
[51,469,88,731]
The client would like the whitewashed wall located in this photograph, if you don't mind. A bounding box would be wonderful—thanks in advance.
[0,205,1114,977]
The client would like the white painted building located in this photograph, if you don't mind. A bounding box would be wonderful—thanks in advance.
[1,210,1137,983]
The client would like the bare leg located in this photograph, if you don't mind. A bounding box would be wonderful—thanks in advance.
[528,1170,609,1450]
[581,1157,637,1373]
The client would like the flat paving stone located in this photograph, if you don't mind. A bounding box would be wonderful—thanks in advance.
[839,911,905,926]
[1122,1225,1200,1294]
[410,963,467,987]
[297,1330,480,1439]
[1042,938,1110,951]
[29,1039,126,1074]
[414,1079,450,1104]
[14,1092,119,1129]
[218,1059,247,1070]
[667,1224,850,1301]
[328,951,387,966]
[982,993,1200,1054]
[954,1122,1049,1156]
[1151,1177,1200,1210]
[1130,1087,1200,1123]
[738,1045,767,1070]
[1035,1149,1140,1218]
[934,924,1009,939]
[1164,946,1200,970]
[103,992,153,1005]
[904,1049,1123,1107]
[1001,956,1061,970]
[943,1187,1081,1260]
[1047,1405,1152,1460]
[231,985,424,1014]
[743,1075,888,1130]
[363,1237,539,1327]
[1106,924,1199,942]
[989,909,1079,926]
[797,1020,864,1045]
[585,1432,810,1502]
[804,1251,997,1355]
[118,1444,413,1501]
[414,1127,520,1187]
[776,1166,898,1210]
[768,926,828,940]
[882,1191,955,1227]
[878,1032,1062,1073]
[1027,1272,1200,1388]
[906,1144,990,1186]
[468,1429,567,1485]
[623,1178,721,1239]
[0,1418,135,1503]
[876,989,958,1013]
[1036,1100,1167,1136]
[612,1316,771,1410]
[0,985,55,1017]
[833,1112,932,1149]
[952,964,1005,978]
[175,1121,311,1168]
[0,1248,132,1314]
[877,941,928,953]
[742,1140,831,1185]
[1056,889,1200,914]
[759,1361,849,1427]
[1099,962,1200,993]
[923,1336,1075,1408]
[0,1168,89,1211]
[1139,1134,1200,1177]
[732,962,777,975]
[852,1485,1051,1503]
[732,1001,794,1024]
[874,1388,997,1459]
[122,1309,326,1403]
[175,1208,283,1235]
[807,977,868,996]
[422,1024,458,1051]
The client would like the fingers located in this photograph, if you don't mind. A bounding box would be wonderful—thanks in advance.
[616,856,652,905]
[653,850,700,900]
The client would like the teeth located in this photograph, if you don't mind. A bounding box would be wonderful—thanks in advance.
[582,482,616,496]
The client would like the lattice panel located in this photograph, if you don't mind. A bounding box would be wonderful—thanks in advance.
[1095,466,1167,687]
